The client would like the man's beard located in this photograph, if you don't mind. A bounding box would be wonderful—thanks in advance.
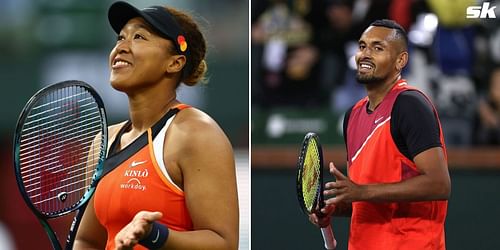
[356,72,385,85]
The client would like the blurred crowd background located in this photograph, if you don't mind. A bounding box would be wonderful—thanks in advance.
[252,0,500,146]
[251,0,500,249]
[0,0,248,249]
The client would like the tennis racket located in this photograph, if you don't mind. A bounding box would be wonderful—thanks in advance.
[296,132,337,249]
[13,80,107,250]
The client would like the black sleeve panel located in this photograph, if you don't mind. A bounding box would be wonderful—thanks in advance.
[391,90,442,161]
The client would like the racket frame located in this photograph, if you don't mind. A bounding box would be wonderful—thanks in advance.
[296,132,337,249]
[13,80,107,250]
[296,132,325,215]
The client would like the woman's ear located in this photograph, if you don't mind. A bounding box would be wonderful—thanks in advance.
[165,55,187,74]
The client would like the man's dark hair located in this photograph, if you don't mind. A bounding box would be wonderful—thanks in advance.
[369,19,408,50]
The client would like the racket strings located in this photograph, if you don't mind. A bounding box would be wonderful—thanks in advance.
[20,108,101,141]
[27,91,88,112]
[26,165,96,190]
[21,150,102,185]
[33,186,89,207]
[302,139,321,212]
[23,97,96,127]
[19,129,101,169]
[17,86,105,215]
[27,167,96,197]
[19,117,102,176]
[20,104,101,147]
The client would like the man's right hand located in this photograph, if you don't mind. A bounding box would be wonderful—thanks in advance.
[308,204,335,228]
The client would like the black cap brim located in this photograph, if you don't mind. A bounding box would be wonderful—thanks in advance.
[108,1,182,44]
[108,1,145,35]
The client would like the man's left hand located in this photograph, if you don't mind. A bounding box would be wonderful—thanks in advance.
[324,162,364,205]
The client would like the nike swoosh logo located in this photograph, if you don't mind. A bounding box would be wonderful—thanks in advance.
[151,229,160,243]
[374,117,384,124]
[130,160,147,167]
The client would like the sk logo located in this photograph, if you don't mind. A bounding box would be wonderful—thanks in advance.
[466,2,497,19]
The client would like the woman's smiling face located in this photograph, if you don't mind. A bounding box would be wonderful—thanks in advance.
[109,17,176,92]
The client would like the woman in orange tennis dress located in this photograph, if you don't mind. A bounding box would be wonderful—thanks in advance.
[74,2,239,249]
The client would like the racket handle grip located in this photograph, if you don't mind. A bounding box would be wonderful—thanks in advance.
[321,224,337,249]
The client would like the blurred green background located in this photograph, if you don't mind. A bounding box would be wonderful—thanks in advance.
[0,0,248,249]
[252,167,500,250]
[0,0,248,144]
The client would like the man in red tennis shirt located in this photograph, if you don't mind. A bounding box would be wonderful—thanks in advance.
[310,19,451,250]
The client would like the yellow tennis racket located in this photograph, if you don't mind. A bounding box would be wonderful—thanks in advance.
[296,132,336,249]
